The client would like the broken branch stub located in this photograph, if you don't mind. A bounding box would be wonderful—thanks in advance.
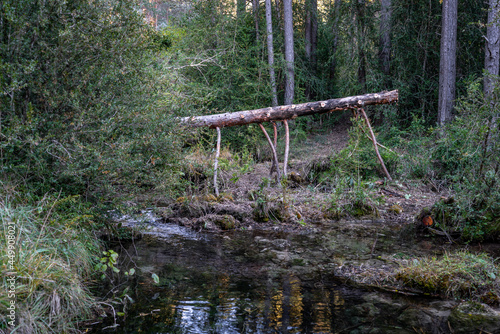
[180,90,398,128]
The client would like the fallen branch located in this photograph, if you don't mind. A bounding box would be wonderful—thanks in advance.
[180,90,398,128]
[358,108,393,181]
[259,123,281,180]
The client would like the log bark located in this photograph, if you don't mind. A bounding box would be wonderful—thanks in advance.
[180,90,398,128]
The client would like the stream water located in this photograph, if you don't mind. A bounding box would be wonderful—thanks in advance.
[89,212,456,334]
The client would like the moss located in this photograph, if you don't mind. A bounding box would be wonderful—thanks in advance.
[346,200,380,218]
[395,251,500,303]
[448,302,500,334]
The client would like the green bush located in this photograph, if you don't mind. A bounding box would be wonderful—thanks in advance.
[0,0,184,200]
[429,81,500,241]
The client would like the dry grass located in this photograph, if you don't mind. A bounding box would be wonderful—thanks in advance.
[0,194,102,333]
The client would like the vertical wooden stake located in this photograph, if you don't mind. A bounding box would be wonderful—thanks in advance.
[272,121,278,148]
[283,120,289,177]
[259,123,282,181]
[270,121,278,174]
[214,127,221,196]
[359,108,393,181]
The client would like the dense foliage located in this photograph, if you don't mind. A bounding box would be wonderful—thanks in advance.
[1,0,183,200]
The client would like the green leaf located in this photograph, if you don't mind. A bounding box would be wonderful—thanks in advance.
[117,312,125,316]
[112,266,120,273]
[128,268,135,275]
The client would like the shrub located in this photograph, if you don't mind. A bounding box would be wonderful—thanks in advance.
[429,80,500,241]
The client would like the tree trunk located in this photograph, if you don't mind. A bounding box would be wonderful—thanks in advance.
[355,0,367,93]
[330,0,341,81]
[275,0,281,21]
[180,90,399,128]
[379,0,391,79]
[484,0,500,97]
[437,0,458,126]
[265,0,279,107]
[283,0,294,105]
[305,0,318,98]
[252,0,260,43]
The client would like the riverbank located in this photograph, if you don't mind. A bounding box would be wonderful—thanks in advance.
[0,194,102,333]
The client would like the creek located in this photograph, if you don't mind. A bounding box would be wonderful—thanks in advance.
[89,212,464,334]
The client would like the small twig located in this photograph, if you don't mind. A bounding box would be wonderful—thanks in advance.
[358,108,393,181]
[213,127,221,197]
[99,302,118,329]
[259,123,281,181]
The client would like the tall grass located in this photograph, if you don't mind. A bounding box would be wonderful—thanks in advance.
[0,189,102,333]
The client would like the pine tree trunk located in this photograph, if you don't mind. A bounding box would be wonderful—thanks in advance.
[283,0,294,105]
[438,0,458,126]
[305,0,318,98]
[484,0,500,97]
[379,0,392,79]
[356,0,367,93]
[265,0,279,107]
[252,0,260,43]
[330,0,341,81]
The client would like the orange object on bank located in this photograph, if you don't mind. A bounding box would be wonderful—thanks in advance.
[422,216,433,226]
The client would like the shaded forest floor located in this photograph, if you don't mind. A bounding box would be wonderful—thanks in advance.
[157,120,449,235]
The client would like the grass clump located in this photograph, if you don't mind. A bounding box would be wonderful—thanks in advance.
[396,251,500,304]
[0,192,102,333]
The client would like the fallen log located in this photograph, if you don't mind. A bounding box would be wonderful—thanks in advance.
[180,90,398,128]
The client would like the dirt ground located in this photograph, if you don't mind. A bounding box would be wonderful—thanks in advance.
[159,121,450,235]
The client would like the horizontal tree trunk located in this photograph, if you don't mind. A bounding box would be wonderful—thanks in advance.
[180,90,398,128]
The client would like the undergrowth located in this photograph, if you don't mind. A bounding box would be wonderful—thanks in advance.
[396,251,500,304]
[0,188,102,333]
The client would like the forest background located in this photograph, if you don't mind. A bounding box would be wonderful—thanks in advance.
[0,0,499,332]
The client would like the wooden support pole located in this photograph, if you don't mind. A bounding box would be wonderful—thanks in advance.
[259,123,282,181]
[283,120,289,177]
[358,108,393,181]
[214,127,221,196]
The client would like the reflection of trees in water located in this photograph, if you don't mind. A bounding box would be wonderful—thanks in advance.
[124,238,351,333]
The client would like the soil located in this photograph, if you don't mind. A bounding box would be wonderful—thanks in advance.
[157,121,450,235]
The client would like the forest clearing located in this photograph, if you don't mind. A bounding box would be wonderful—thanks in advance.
[1,0,499,333]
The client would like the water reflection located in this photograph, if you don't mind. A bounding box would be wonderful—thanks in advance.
[90,225,408,333]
